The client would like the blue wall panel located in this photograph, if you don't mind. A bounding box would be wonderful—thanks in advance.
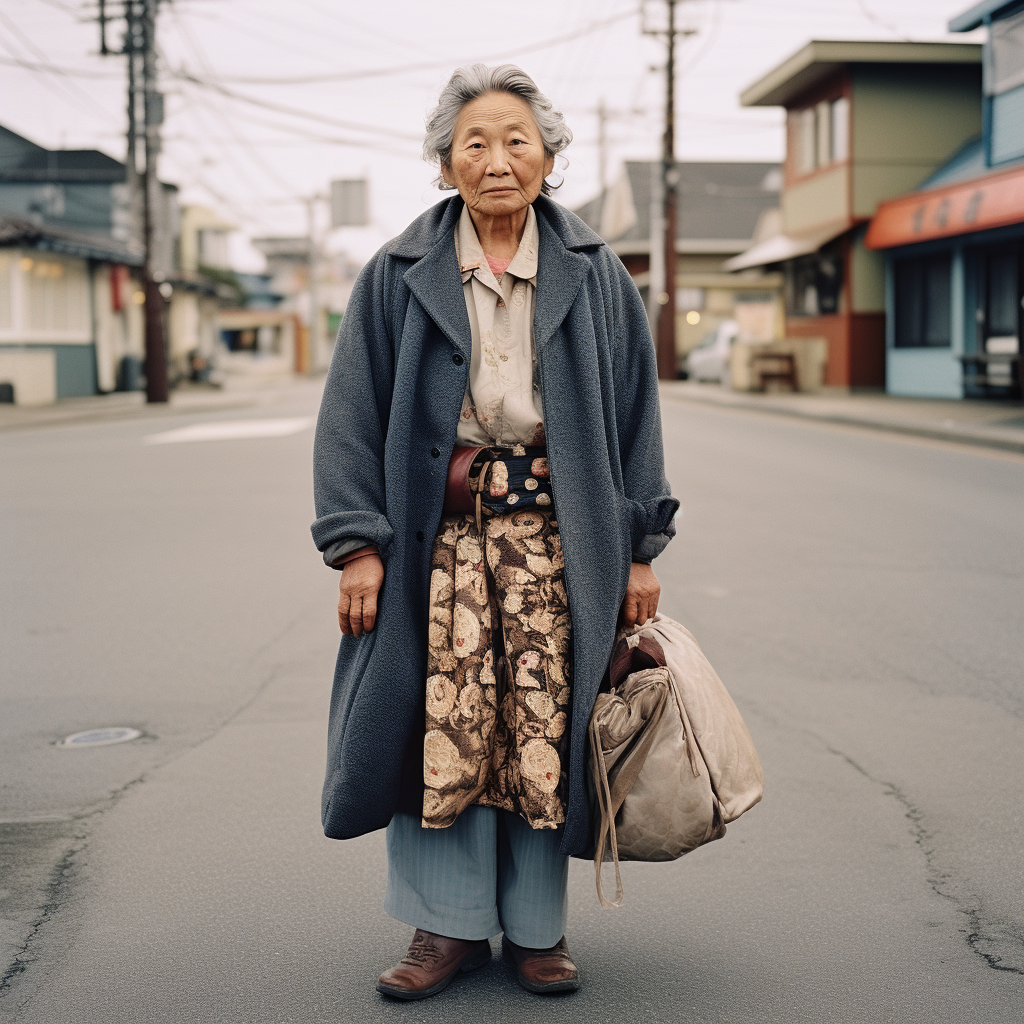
[991,84,1024,165]
[887,349,963,398]
[54,344,97,398]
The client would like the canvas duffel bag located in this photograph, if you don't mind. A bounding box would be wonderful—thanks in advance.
[588,613,764,907]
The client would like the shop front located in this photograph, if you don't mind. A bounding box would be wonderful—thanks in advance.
[866,159,1024,398]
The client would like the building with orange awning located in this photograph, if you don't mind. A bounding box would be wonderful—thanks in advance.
[865,0,1024,400]
[727,39,982,390]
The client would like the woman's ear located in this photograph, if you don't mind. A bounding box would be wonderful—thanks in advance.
[544,153,555,179]
[440,163,455,189]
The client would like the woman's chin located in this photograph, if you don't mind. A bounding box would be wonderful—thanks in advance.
[473,192,529,217]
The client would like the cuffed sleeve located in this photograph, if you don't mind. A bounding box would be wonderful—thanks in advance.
[632,521,676,564]
[323,539,378,569]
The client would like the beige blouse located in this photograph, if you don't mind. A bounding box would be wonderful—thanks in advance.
[454,203,546,448]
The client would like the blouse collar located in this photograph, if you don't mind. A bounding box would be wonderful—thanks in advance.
[456,202,539,286]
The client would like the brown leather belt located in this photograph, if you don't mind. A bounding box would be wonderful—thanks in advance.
[443,445,552,530]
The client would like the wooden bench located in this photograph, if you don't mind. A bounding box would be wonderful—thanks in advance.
[959,353,1022,398]
[751,351,798,392]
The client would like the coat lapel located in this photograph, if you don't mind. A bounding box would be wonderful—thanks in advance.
[534,209,590,351]
[402,202,472,357]
[401,196,592,356]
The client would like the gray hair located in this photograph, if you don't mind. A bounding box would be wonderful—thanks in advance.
[424,64,572,195]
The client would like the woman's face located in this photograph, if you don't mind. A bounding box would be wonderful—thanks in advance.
[443,91,555,219]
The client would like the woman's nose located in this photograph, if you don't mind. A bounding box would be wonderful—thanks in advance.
[486,145,511,175]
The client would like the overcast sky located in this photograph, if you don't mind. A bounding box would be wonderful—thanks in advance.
[0,0,984,268]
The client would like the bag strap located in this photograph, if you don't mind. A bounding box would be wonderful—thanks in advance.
[590,681,669,909]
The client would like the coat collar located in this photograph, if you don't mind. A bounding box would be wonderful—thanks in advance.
[395,195,601,354]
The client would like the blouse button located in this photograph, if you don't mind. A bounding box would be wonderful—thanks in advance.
[452,352,464,366]
[431,446,441,458]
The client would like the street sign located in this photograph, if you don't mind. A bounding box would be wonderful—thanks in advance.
[330,178,369,227]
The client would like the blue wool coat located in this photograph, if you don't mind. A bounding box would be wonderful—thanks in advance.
[311,194,678,858]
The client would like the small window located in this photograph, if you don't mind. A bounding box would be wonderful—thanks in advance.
[894,255,951,348]
[22,255,89,333]
[796,108,816,175]
[815,102,832,169]
[830,97,849,163]
[792,96,848,176]
[786,252,843,317]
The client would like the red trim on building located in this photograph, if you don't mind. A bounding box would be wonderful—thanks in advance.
[865,162,1024,250]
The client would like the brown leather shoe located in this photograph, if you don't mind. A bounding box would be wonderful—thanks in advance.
[502,935,580,994]
[376,929,491,1000]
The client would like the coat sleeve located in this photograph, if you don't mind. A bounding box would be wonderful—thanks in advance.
[608,255,680,563]
[311,250,397,565]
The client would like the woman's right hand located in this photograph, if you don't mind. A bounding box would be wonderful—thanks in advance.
[338,554,384,637]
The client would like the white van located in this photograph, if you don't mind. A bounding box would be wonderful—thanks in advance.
[683,320,739,383]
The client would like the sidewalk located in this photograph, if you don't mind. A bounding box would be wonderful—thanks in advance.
[0,374,324,433]
[4,375,1023,455]
[661,381,1024,455]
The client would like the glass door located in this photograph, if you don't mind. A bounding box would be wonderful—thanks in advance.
[980,246,1022,391]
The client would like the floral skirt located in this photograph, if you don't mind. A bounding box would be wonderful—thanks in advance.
[422,509,573,831]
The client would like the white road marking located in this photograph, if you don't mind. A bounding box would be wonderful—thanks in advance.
[144,417,313,445]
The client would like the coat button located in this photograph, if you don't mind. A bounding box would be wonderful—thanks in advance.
[416,530,425,542]
[452,352,464,366]
[431,446,441,458]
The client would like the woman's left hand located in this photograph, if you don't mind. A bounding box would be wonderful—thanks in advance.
[619,562,661,628]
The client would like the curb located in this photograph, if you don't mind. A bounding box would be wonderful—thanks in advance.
[661,389,1024,456]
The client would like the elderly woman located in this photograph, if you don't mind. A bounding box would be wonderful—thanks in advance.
[312,64,677,999]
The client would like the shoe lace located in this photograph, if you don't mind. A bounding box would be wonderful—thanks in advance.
[402,938,444,967]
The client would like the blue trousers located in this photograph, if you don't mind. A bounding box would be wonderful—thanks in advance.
[384,805,569,949]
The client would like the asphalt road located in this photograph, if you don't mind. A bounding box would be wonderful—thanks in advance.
[1,381,1022,1023]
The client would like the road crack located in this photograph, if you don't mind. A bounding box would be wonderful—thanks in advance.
[823,742,1024,975]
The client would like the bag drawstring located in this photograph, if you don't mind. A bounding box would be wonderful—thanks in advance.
[590,682,669,909]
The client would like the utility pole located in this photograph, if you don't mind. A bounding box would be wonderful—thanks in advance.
[644,0,695,380]
[101,0,168,402]
[140,0,168,402]
[597,98,608,198]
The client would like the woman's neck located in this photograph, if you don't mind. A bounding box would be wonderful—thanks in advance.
[467,206,528,260]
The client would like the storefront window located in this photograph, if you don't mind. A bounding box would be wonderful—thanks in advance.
[894,255,951,348]
[785,252,843,317]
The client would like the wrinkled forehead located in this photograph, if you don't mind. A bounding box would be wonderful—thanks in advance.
[453,91,540,141]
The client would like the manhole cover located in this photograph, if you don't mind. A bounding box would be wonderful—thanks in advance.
[59,727,142,748]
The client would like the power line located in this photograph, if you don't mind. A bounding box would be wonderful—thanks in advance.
[0,12,117,121]
[170,69,425,141]
[164,7,300,195]
[177,6,639,85]
[183,102,423,158]
[0,54,120,77]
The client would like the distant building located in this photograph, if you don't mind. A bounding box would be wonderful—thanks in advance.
[574,160,783,362]
[0,124,178,403]
[728,40,983,389]
[250,235,359,373]
[166,204,237,384]
[865,2,1024,399]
